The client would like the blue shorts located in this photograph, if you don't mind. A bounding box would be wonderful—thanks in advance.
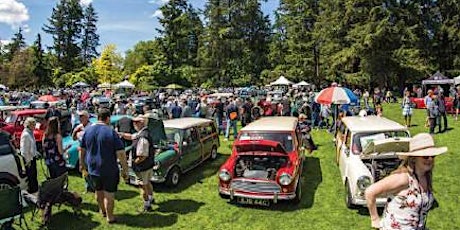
[88,174,119,193]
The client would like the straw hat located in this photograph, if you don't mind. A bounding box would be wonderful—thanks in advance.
[396,133,447,157]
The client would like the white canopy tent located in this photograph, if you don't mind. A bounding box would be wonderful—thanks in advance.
[0,84,7,90]
[97,82,112,89]
[293,81,310,88]
[115,80,135,89]
[269,76,294,86]
[72,81,89,88]
[455,75,460,85]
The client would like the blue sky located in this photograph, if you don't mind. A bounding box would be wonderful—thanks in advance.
[0,0,279,54]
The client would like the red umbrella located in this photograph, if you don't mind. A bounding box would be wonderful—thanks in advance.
[38,95,58,102]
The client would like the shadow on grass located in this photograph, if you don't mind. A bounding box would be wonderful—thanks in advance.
[46,210,100,230]
[156,199,205,214]
[115,190,138,201]
[227,156,323,212]
[114,212,178,228]
[154,153,228,193]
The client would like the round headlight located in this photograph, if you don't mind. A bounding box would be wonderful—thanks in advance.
[357,176,372,191]
[279,173,293,186]
[219,169,231,181]
[153,161,161,170]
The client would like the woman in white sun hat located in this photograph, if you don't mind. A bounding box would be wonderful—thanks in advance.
[365,133,447,230]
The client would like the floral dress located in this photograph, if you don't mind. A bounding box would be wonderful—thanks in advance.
[380,173,434,230]
[43,135,67,178]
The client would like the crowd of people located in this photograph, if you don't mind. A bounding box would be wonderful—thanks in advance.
[7,83,454,229]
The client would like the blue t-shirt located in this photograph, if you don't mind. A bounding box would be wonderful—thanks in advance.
[80,123,124,177]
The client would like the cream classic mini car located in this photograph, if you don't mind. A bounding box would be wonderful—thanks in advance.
[335,115,410,208]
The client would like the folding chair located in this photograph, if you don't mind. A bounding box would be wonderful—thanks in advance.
[0,186,27,230]
[23,173,67,226]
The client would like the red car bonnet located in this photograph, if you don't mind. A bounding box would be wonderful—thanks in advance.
[234,139,287,156]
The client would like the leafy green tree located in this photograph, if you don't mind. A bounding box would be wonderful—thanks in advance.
[123,40,160,75]
[7,48,37,89]
[81,3,100,65]
[92,44,123,83]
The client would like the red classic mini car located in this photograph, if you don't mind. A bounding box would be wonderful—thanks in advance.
[0,109,47,149]
[218,117,304,206]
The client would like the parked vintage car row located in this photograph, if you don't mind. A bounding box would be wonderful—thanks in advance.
[0,106,414,209]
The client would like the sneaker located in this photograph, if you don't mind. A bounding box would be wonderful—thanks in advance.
[139,205,152,213]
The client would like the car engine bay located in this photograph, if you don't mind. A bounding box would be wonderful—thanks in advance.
[363,158,401,182]
[234,155,288,180]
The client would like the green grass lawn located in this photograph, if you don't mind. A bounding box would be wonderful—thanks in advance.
[21,103,460,230]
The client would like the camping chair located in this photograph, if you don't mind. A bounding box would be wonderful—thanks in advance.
[23,173,68,226]
[0,185,27,230]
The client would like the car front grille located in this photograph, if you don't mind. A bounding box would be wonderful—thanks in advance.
[230,179,281,193]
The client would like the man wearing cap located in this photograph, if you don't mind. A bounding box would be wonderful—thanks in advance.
[130,114,155,212]
[118,114,156,210]
[365,133,447,229]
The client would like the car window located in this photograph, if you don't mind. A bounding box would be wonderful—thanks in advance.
[352,131,410,154]
[239,132,294,152]
[165,128,181,144]
[4,114,17,123]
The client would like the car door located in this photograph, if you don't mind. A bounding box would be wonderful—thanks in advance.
[338,130,351,182]
[179,127,202,170]
[199,124,215,159]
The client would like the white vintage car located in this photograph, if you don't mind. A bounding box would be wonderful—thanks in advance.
[335,116,410,208]
[0,131,28,191]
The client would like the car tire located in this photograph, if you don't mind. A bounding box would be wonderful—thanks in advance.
[345,181,357,209]
[0,179,16,191]
[293,179,302,204]
[166,166,180,187]
[210,146,218,160]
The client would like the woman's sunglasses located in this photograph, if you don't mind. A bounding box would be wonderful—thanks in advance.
[422,156,436,159]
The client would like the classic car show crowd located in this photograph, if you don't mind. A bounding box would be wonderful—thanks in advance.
[0,78,458,229]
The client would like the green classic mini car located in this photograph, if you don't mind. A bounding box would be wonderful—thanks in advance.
[129,117,220,187]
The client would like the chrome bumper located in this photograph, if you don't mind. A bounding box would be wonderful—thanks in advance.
[219,187,296,203]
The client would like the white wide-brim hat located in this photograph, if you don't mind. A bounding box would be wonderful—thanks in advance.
[396,133,447,157]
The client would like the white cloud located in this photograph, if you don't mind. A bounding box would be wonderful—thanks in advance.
[22,24,30,33]
[151,9,163,18]
[80,0,93,6]
[148,0,169,5]
[0,40,13,46]
[0,0,29,28]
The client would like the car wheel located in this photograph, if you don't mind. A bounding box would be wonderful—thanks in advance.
[0,179,16,191]
[210,146,218,160]
[345,181,357,209]
[293,180,302,204]
[166,166,180,187]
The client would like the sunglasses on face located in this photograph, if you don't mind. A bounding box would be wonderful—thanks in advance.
[422,156,435,159]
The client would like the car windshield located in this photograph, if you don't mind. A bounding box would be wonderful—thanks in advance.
[352,131,410,154]
[165,128,181,144]
[4,114,17,123]
[238,132,293,152]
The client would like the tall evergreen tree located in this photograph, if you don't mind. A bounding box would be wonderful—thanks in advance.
[157,0,203,75]
[4,28,26,61]
[32,34,51,87]
[43,0,84,72]
[81,3,100,65]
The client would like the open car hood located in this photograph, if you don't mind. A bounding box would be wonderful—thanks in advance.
[234,139,287,155]
[362,137,411,155]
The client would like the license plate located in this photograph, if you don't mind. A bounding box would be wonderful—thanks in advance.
[236,197,270,206]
